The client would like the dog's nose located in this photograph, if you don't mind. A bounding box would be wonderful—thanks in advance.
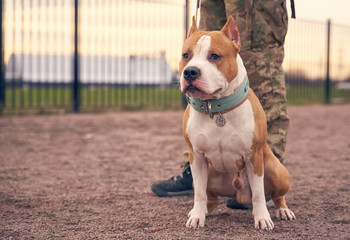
[183,66,200,82]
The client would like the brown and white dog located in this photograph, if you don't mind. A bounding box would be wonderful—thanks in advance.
[180,16,295,231]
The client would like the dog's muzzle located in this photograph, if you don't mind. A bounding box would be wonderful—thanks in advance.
[183,66,201,83]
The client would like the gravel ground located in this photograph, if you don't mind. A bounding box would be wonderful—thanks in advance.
[0,105,350,239]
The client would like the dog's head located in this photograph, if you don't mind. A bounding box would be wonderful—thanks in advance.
[179,16,241,100]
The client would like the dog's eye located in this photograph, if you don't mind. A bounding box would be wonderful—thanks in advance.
[209,53,221,61]
[182,53,190,60]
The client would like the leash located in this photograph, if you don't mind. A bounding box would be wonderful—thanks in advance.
[195,0,201,23]
[290,0,296,18]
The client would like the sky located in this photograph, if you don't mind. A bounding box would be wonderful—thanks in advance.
[3,0,350,82]
[294,0,350,25]
[190,0,350,81]
[283,0,350,80]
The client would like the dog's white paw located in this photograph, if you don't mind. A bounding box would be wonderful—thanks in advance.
[254,216,274,231]
[253,208,274,231]
[186,209,206,228]
[276,208,296,220]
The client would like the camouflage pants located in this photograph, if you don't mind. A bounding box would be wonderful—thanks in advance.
[197,0,289,163]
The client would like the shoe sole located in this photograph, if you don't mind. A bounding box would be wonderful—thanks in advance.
[226,196,272,210]
[151,186,194,197]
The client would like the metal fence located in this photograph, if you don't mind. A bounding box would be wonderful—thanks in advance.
[0,0,189,114]
[284,18,350,105]
[0,0,349,115]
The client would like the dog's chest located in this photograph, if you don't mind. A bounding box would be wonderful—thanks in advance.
[187,100,255,172]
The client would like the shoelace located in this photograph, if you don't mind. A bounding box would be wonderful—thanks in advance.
[171,168,191,182]
[172,173,184,181]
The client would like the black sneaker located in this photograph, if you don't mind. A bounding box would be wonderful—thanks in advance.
[151,167,193,197]
[226,196,272,210]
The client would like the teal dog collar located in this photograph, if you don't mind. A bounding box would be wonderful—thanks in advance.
[186,75,250,119]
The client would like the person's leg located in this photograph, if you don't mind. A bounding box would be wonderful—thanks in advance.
[240,47,289,162]
[225,0,288,209]
[151,0,227,197]
[225,0,289,163]
[198,0,227,31]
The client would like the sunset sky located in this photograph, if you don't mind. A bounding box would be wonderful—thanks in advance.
[285,0,350,80]
[3,0,350,82]
[295,0,350,25]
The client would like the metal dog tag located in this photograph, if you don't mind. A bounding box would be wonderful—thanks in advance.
[216,114,226,127]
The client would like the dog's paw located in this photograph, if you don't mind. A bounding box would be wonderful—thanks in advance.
[276,208,296,220]
[254,216,274,231]
[186,210,206,228]
[253,208,274,231]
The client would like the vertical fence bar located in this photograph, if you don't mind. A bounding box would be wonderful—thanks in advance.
[0,0,4,113]
[53,1,57,107]
[60,3,65,108]
[185,0,189,40]
[88,0,93,108]
[29,0,33,108]
[11,0,16,109]
[20,0,24,109]
[44,0,49,108]
[182,0,190,109]
[38,0,41,108]
[325,19,331,104]
[73,0,80,112]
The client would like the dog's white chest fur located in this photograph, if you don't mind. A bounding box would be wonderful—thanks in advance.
[187,100,254,173]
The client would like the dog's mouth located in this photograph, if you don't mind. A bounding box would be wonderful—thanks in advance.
[211,88,223,95]
[184,84,222,98]
[184,85,201,94]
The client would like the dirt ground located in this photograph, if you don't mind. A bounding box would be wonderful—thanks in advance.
[1,105,350,239]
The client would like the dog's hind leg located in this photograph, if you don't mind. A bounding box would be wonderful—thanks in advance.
[272,195,296,220]
[263,146,295,220]
[268,171,296,220]
[206,190,219,214]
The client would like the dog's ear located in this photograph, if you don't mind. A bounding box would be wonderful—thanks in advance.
[188,16,199,38]
[221,16,241,49]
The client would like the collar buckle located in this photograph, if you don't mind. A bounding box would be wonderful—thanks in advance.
[203,100,214,119]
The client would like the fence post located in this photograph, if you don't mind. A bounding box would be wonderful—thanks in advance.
[73,0,80,112]
[185,0,189,40]
[182,0,189,109]
[0,0,5,114]
[325,19,331,104]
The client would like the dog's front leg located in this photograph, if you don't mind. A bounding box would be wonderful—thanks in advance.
[246,158,274,231]
[186,152,208,228]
